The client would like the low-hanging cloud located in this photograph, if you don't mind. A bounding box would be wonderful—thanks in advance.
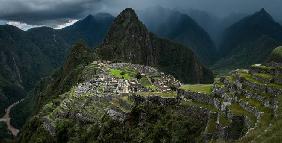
[0,0,282,26]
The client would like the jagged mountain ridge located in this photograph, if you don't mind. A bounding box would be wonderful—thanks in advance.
[97,8,214,83]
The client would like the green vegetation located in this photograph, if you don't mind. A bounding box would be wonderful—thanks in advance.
[243,94,282,143]
[269,46,282,63]
[137,92,177,98]
[219,114,231,127]
[253,73,273,80]
[14,7,282,143]
[109,66,138,80]
[205,115,217,133]
[180,84,213,94]
[181,100,218,112]
[215,9,282,74]
[10,95,35,129]
[110,69,132,80]
[0,84,26,117]
[0,122,13,141]
[240,72,282,89]
[96,8,214,84]
[228,104,256,125]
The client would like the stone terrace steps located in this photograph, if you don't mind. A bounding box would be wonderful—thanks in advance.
[249,64,282,76]
[180,100,231,139]
[244,94,282,142]
[226,69,278,142]
[178,69,280,141]
[110,95,133,113]
[214,76,272,133]
[228,103,257,127]
[235,72,282,96]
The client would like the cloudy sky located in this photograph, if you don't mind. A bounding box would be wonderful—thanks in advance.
[0,0,282,30]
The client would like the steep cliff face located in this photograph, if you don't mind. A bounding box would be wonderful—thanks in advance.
[97,8,214,84]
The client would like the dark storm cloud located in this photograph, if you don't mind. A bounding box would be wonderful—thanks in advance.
[0,0,282,25]
[0,0,104,25]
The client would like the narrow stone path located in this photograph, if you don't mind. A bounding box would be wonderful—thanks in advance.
[0,99,24,136]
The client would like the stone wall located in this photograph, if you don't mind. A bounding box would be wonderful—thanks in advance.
[242,78,282,95]
[129,94,180,106]
[177,89,221,110]
[238,100,261,117]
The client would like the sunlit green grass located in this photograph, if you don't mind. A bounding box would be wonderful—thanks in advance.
[110,69,131,80]
[180,84,213,94]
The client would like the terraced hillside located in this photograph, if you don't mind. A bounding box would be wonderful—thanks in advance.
[178,62,282,142]
[19,60,282,142]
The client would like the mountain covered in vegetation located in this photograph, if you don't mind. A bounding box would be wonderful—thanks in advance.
[0,14,114,118]
[97,8,214,83]
[214,8,282,73]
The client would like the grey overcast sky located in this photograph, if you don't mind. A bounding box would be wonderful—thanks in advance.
[0,0,282,29]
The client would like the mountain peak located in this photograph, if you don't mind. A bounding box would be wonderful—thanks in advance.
[260,8,266,13]
[83,14,95,21]
[117,8,139,21]
[252,8,273,20]
[257,8,270,16]
[99,8,152,65]
[104,8,148,43]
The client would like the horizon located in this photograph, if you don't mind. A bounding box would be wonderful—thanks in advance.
[0,6,279,31]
